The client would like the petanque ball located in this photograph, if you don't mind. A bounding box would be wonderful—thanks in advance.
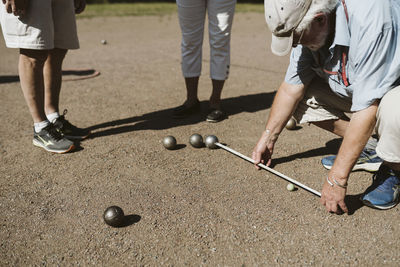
[205,135,219,149]
[103,206,125,227]
[189,133,203,148]
[285,118,297,130]
[162,136,177,150]
[286,183,295,191]
[101,39,107,45]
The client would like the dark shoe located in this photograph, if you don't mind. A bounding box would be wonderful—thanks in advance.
[53,109,91,140]
[322,148,382,172]
[33,124,75,153]
[206,109,225,123]
[361,165,400,210]
[172,101,201,118]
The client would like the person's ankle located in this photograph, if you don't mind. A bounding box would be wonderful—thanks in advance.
[185,99,199,107]
[208,101,221,110]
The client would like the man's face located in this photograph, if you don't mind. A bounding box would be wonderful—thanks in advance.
[292,14,330,51]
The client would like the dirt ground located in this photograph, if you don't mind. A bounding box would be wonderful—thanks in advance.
[1,12,400,266]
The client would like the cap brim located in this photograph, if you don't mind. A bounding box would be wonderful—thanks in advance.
[270,33,293,56]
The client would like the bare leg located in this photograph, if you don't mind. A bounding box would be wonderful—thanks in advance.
[209,79,224,110]
[183,76,200,106]
[18,49,49,123]
[311,118,350,137]
[44,48,67,115]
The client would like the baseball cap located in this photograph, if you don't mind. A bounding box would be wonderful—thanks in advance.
[265,0,312,56]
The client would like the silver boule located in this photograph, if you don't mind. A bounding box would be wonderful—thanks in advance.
[103,206,125,227]
[205,135,219,149]
[189,133,203,148]
[285,118,297,130]
[101,39,107,45]
[162,135,177,150]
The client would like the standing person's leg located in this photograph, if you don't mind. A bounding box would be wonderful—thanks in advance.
[19,48,74,153]
[361,86,400,209]
[0,0,75,153]
[206,0,236,122]
[48,0,90,140]
[45,47,90,140]
[44,48,67,117]
[19,49,49,124]
[173,0,206,118]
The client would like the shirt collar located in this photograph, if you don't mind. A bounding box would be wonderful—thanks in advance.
[330,2,350,50]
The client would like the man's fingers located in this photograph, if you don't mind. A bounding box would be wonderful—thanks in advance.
[5,2,12,13]
[252,151,260,169]
[338,201,348,213]
[320,195,326,205]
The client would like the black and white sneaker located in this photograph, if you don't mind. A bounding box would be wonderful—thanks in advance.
[53,110,91,140]
[33,124,75,153]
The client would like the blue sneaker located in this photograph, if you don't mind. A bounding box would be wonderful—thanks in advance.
[361,165,400,210]
[322,148,383,172]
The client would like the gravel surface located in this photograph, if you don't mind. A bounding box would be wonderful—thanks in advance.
[1,13,399,266]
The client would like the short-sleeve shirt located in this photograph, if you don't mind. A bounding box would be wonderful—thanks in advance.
[285,0,400,111]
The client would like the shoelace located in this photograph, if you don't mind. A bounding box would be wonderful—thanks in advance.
[45,125,63,141]
[57,109,77,130]
[360,149,377,160]
[371,166,399,191]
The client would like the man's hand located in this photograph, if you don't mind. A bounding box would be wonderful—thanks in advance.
[252,130,276,169]
[74,0,86,14]
[320,177,348,214]
[3,0,29,16]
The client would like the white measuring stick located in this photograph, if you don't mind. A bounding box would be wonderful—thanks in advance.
[215,142,321,197]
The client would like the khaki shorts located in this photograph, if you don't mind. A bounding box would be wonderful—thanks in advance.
[0,0,79,50]
[294,77,400,163]
[375,85,400,163]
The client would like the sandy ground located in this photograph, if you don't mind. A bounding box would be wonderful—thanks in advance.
[1,12,400,266]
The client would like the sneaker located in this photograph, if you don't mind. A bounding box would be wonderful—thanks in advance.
[321,148,383,172]
[361,165,400,209]
[206,109,226,123]
[33,124,75,153]
[172,101,201,118]
[53,110,90,140]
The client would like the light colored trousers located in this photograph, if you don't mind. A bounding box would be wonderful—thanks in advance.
[176,0,236,80]
[293,77,400,163]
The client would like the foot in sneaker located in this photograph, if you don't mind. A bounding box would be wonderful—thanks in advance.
[33,124,75,153]
[361,165,400,210]
[321,148,383,172]
[53,110,91,140]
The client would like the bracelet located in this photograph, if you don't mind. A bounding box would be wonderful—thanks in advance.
[326,176,334,187]
[326,176,347,188]
[333,178,348,188]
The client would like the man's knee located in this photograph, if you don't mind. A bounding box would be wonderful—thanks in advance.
[19,49,48,67]
[49,48,68,62]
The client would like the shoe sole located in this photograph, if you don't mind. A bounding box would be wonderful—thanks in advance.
[63,132,91,140]
[206,118,223,123]
[323,162,382,172]
[33,139,75,154]
[361,199,398,210]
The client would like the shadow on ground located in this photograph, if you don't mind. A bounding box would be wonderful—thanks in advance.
[271,138,342,167]
[87,91,277,138]
[0,69,99,84]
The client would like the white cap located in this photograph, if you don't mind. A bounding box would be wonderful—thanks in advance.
[265,0,312,56]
